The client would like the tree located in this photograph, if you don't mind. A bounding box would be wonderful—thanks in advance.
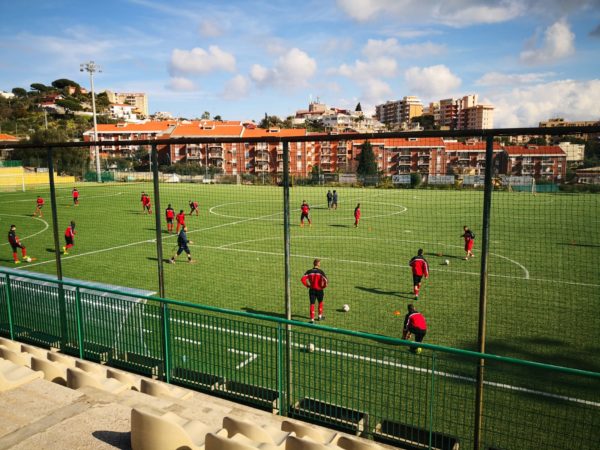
[356,141,377,176]
[30,83,51,92]
[11,87,27,97]
[213,115,222,121]
[95,92,110,111]
[56,98,83,111]
[355,102,362,112]
[259,115,283,129]
[51,79,80,89]
[201,111,211,120]
[527,136,547,145]
[411,114,437,130]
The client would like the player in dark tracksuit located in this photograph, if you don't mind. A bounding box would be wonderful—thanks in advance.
[409,248,429,300]
[8,225,28,264]
[402,304,427,354]
[301,258,328,323]
[169,226,193,263]
[300,200,311,227]
[63,221,76,254]
[462,226,475,260]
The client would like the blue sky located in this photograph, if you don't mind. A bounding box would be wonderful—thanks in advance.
[1,0,599,127]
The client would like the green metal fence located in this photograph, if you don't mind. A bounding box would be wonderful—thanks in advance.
[1,268,598,450]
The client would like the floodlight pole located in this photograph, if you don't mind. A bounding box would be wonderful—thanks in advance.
[473,135,494,450]
[81,61,102,183]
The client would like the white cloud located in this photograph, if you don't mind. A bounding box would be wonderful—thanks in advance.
[170,46,236,75]
[337,57,397,81]
[336,0,524,26]
[167,76,197,91]
[490,79,600,127]
[520,20,575,65]
[222,75,250,100]
[249,48,316,88]
[404,65,461,98]
[476,71,555,86]
[362,38,445,58]
[322,37,354,54]
[199,20,223,38]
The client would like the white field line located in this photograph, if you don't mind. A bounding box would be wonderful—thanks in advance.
[141,313,600,408]
[228,349,258,369]
[175,336,202,345]
[0,215,49,245]
[0,191,124,204]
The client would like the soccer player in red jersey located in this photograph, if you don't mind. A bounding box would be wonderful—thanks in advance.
[72,188,79,206]
[33,196,45,218]
[176,210,186,233]
[140,192,147,212]
[300,200,311,227]
[354,203,361,227]
[462,225,475,260]
[301,258,328,323]
[402,304,427,354]
[141,194,152,214]
[8,225,28,264]
[63,221,76,255]
[409,248,429,300]
[165,204,175,233]
[189,200,199,216]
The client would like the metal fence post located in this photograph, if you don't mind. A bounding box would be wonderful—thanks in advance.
[277,322,283,416]
[283,139,292,414]
[151,144,165,298]
[429,352,436,450]
[74,286,84,359]
[47,147,68,349]
[161,302,171,383]
[473,135,494,450]
[3,274,15,340]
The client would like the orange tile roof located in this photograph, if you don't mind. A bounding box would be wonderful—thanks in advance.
[504,146,566,156]
[171,123,243,137]
[241,128,307,138]
[0,133,18,141]
[353,137,445,147]
[445,142,502,151]
[92,122,175,134]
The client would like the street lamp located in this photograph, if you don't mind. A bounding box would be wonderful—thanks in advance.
[80,61,102,182]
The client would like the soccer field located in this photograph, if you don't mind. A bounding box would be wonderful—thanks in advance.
[1,182,599,371]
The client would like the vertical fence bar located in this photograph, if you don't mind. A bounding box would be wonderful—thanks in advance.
[151,144,165,298]
[74,286,84,359]
[282,139,292,415]
[277,322,283,416]
[47,147,68,349]
[429,352,436,450]
[162,302,171,383]
[4,274,14,339]
[473,135,495,450]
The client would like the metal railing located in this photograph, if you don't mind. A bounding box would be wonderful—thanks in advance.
[0,268,598,450]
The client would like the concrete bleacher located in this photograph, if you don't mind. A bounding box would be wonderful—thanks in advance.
[0,166,75,189]
[0,338,397,450]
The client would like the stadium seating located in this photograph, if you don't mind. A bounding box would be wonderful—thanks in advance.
[21,343,50,359]
[0,337,22,352]
[107,367,141,391]
[281,420,339,444]
[285,435,330,450]
[30,356,68,385]
[66,367,128,394]
[337,436,383,450]
[0,346,31,367]
[75,359,108,376]
[0,358,43,391]
[131,407,223,450]
[223,416,289,447]
[47,351,76,367]
[206,431,281,450]
[140,378,194,401]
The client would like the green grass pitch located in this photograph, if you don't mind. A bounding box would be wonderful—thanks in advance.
[1,182,599,372]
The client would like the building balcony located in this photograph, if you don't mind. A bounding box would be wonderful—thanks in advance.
[209,152,223,159]
[186,152,203,160]
[254,151,269,162]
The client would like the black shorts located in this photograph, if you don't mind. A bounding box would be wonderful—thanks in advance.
[166,218,173,224]
[65,236,73,246]
[10,244,24,252]
[408,326,426,343]
[413,274,423,285]
[309,289,324,304]
[301,212,309,220]
[177,244,190,255]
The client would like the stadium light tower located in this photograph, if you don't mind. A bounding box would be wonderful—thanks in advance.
[80,61,102,182]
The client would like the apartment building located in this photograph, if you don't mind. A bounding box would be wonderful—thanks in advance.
[444,140,502,175]
[539,117,600,142]
[105,91,149,118]
[499,145,567,181]
[375,96,423,127]
[558,141,585,163]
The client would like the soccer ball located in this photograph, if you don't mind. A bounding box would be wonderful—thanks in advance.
[24,257,32,263]
[444,259,450,265]
[342,304,350,312]
[306,343,315,353]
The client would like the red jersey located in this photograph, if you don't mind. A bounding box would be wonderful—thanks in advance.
[301,268,328,291]
[143,196,151,206]
[192,201,198,209]
[354,207,361,218]
[301,204,310,214]
[36,198,44,206]
[405,311,427,331]
[72,190,79,198]
[166,208,175,219]
[65,226,75,239]
[409,255,429,277]
[176,213,186,225]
